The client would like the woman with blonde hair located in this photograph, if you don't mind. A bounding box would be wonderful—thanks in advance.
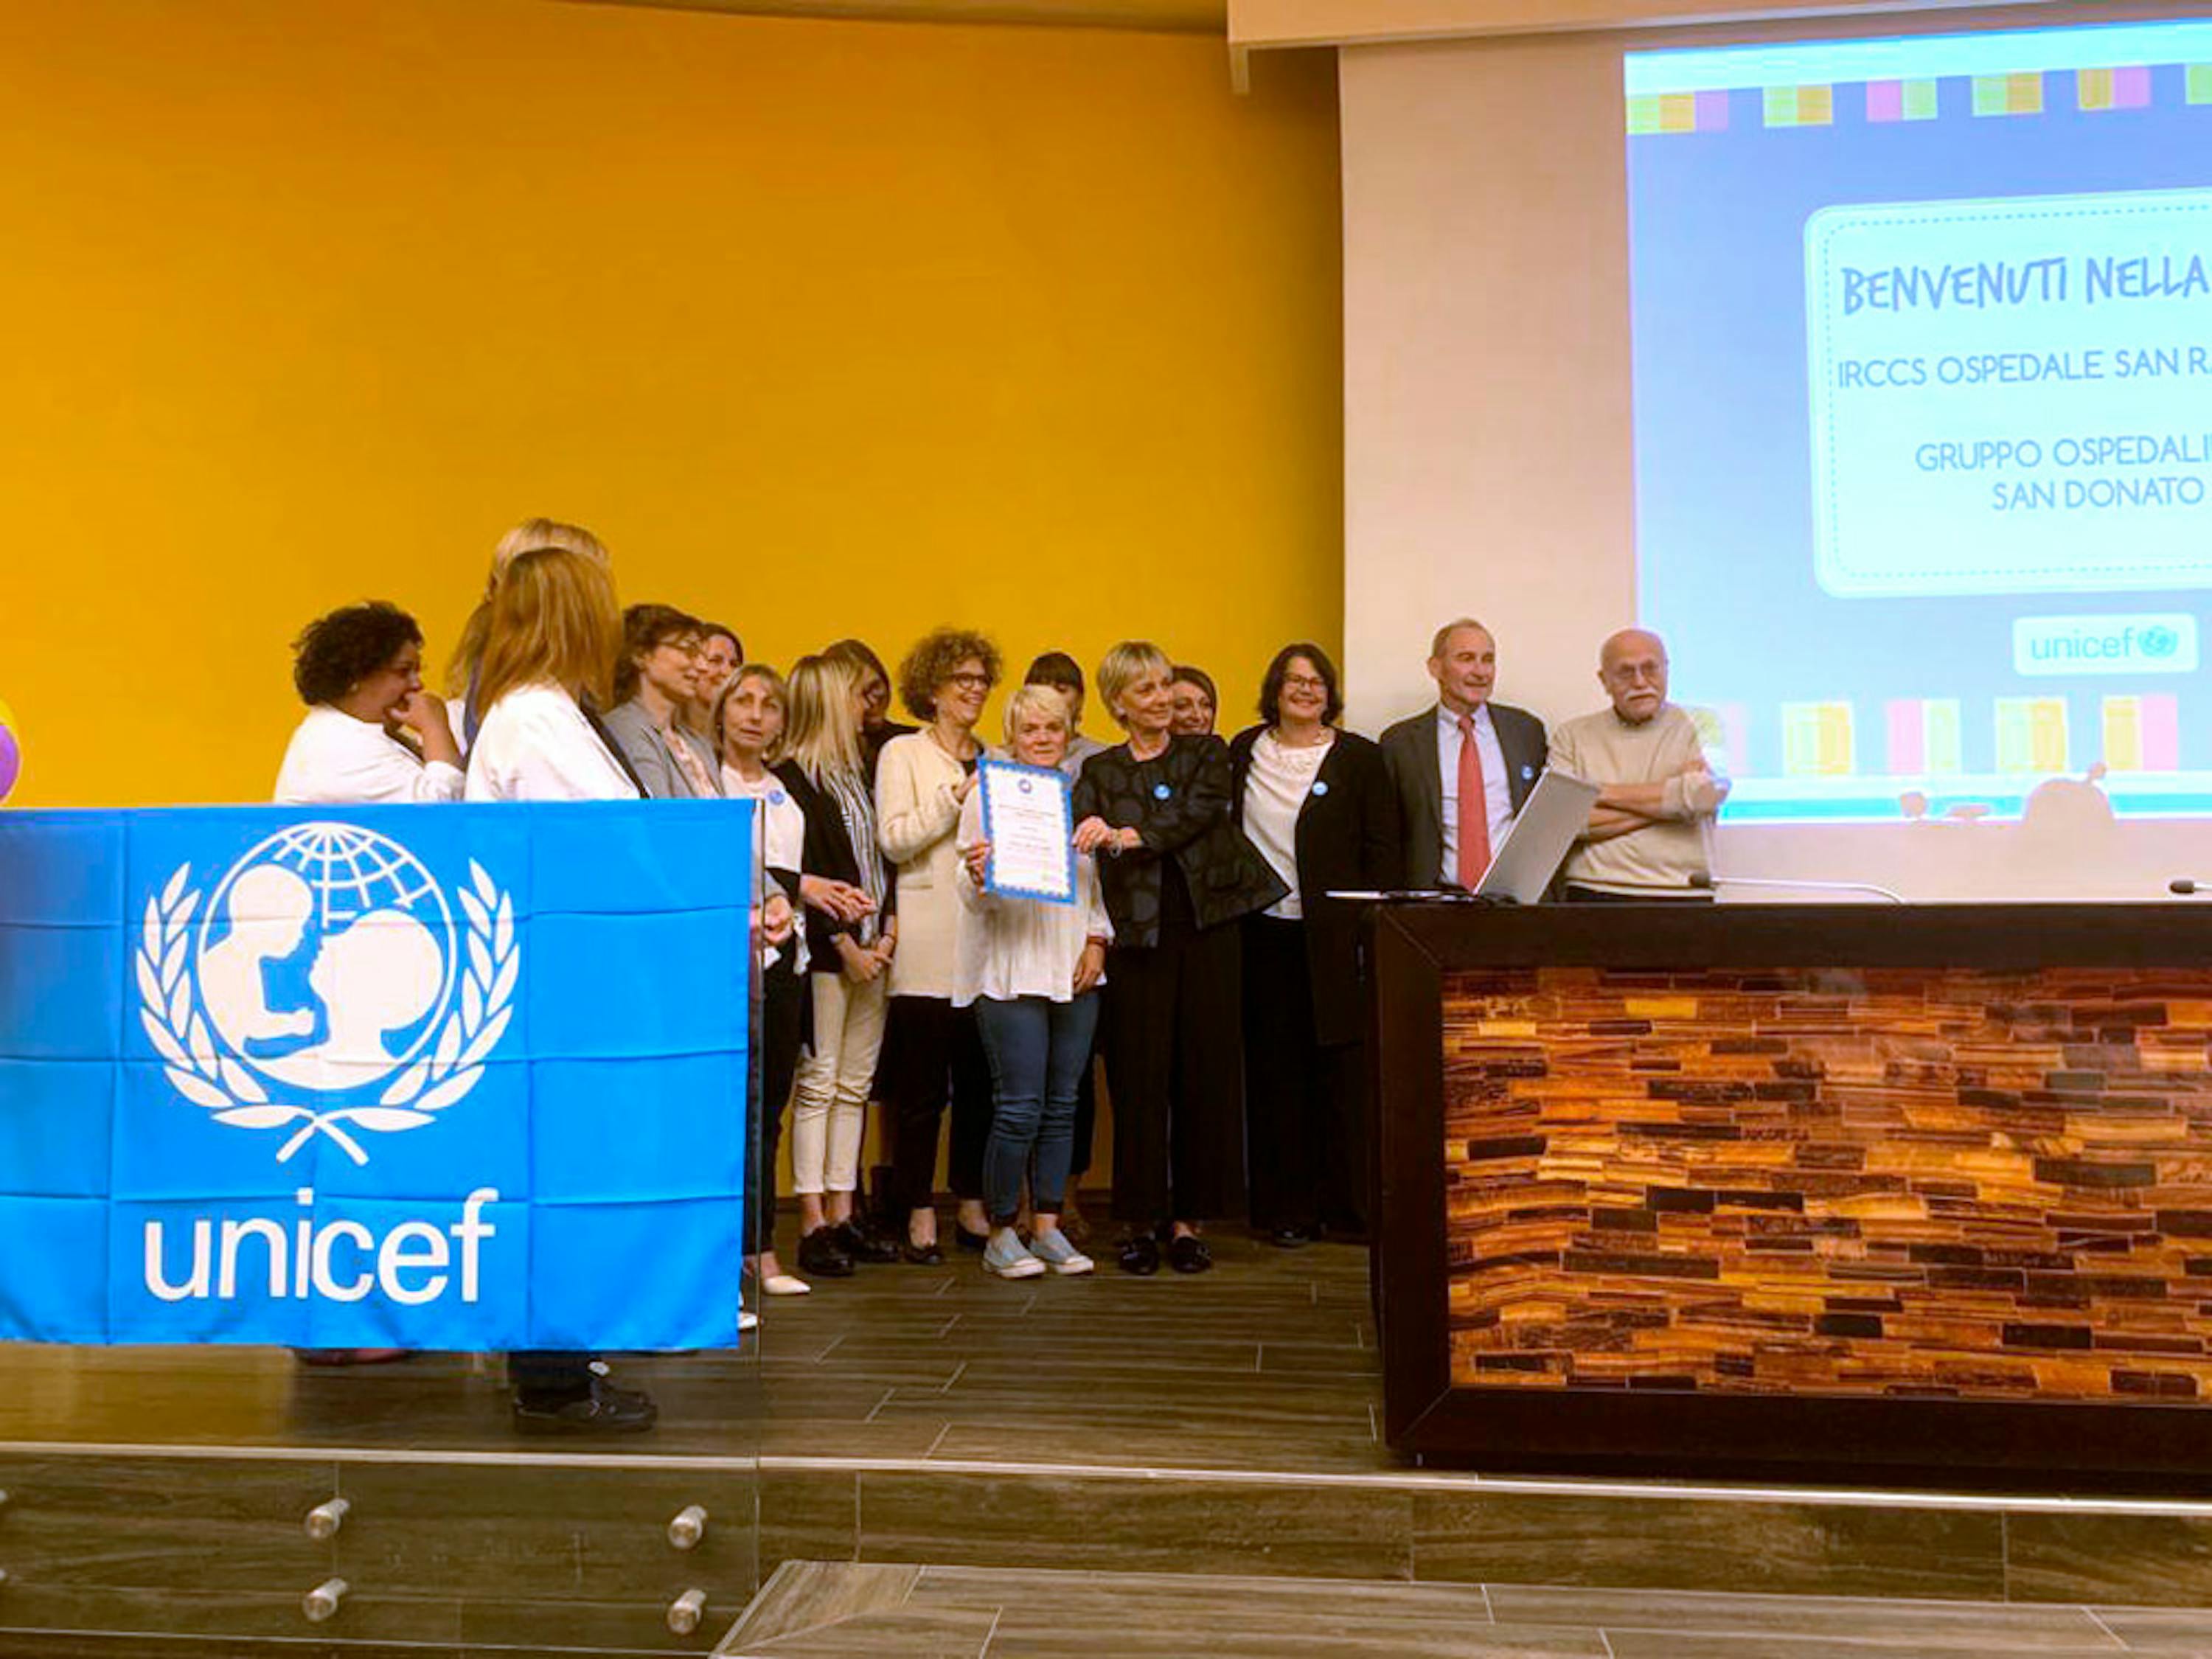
[448,518,613,743]
[955,684,1109,1279]
[463,547,639,802]
[774,654,900,1278]
[461,543,653,1434]
[1072,641,1285,1276]
[717,664,866,1299]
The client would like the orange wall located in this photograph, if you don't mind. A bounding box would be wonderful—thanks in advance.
[0,0,1341,806]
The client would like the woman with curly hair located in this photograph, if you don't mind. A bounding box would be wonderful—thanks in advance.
[875,627,1002,1262]
[276,601,465,804]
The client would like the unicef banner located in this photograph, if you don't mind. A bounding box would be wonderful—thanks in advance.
[0,801,751,1352]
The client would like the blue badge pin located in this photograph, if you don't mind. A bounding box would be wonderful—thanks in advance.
[1312,781,1329,797]
[1520,765,1535,781]
[1153,782,1172,800]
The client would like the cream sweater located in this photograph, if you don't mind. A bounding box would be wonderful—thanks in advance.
[874,731,972,999]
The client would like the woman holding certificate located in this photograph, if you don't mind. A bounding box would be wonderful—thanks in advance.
[955,686,1110,1279]
[1228,644,1402,1249]
[1073,641,1287,1276]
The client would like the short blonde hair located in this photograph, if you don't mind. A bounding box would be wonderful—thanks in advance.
[473,547,624,715]
[1095,641,1172,729]
[1001,684,1072,745]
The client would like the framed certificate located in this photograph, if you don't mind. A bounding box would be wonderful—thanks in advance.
[978,757,1077,906]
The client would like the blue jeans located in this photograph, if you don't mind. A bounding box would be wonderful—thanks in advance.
[975,992,1102,1226]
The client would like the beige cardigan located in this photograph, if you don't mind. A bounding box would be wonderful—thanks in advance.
[874,731,970,999]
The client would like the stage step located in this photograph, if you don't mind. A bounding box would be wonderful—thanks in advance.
[716,1559,2212,1658]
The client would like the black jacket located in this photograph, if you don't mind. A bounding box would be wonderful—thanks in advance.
[1377,701,1548,890]
[773,759,897,974]
[1072,734,1287,947]
[1227,726,1402,1048]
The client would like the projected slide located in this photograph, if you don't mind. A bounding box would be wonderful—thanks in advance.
[1626,21,2212,822]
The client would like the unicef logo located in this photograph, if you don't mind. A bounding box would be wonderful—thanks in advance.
[2142,626,2180,660]
[136,824,518,1164]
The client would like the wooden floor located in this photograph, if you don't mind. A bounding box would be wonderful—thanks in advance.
[722,1561,2212,1658]
[0,1224,1381,1463]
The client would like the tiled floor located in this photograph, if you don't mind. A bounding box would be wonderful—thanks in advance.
[720,1561,2212,1658]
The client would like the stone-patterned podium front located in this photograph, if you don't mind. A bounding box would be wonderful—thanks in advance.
[1444,965,2212,1402]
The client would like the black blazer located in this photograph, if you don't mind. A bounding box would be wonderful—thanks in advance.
[1227,726,1402,1048]
[1072,734,1288,948]
[773,759,897,974]
[1377,702,1548,890]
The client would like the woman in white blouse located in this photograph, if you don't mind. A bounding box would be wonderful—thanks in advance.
[956,686,1109,1279]
[463,549,640,806]
[875,628,1002,1263]
[275,600,459,1367]
[717,664,872,1299]
[275,602,465,805]
[459,546,656,1436]
[1226,644,1402,1251]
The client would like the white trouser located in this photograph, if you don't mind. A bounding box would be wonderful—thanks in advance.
[789,971,888,1195]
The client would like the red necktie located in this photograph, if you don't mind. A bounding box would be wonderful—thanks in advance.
[1457,712,1490,887]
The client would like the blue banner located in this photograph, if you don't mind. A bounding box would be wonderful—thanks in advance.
[0,801,751,1352]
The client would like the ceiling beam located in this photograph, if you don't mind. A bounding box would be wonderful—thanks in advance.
[1228,0,2082,49]
[564,0,1228,33]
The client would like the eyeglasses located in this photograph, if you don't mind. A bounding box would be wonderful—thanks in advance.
[1281,675,1328,692]
[945,672,992,691]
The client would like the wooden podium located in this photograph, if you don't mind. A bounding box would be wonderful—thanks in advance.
[1370,900,2212,1485]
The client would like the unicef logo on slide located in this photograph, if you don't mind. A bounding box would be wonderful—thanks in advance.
[2011,613,2199,678]
[136,823,518,1164]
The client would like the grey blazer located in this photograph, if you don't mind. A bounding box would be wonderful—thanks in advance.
[601,699,723,801]
[1377,701,1548,889]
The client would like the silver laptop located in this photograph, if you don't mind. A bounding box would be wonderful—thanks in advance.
[1472,770,1601,905]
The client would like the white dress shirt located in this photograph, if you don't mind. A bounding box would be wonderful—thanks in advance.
[725,762,810,975]
[274,705,463,806]
[951,793,1110,1005]
[1436,703,1513,880]
[1243,729,1330,920]
[463,684,639,803]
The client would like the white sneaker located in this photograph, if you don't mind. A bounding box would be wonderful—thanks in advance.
[982,1226,1045,1279]
[1028,1226,1095,1276]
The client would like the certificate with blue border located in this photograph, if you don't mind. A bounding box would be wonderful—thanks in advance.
[978,758,1077,907]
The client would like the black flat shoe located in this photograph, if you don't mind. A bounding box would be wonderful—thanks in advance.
[832,1220,900,1265]
[902,1238,945,1266]
[1266,1225,1314,1251]
[797,1227,856,1278]
[954,1225,990,1254]
[512,1378,658,1435]
[1168,1234,1214,1274]
[1117,1233,1161,1276]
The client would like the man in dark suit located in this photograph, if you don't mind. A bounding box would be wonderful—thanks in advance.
[1378,618,1548,889]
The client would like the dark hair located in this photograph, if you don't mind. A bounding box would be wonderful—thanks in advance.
[897,627,1003,721]
[1258,644,1343,728]
[1024,650,1085,695]
[291,602,424,706]
[697,621,742,659]
[1169,664,1217,708]
[613,603,699,703]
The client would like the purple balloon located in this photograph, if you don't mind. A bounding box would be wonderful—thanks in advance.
[0,723,18,801]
